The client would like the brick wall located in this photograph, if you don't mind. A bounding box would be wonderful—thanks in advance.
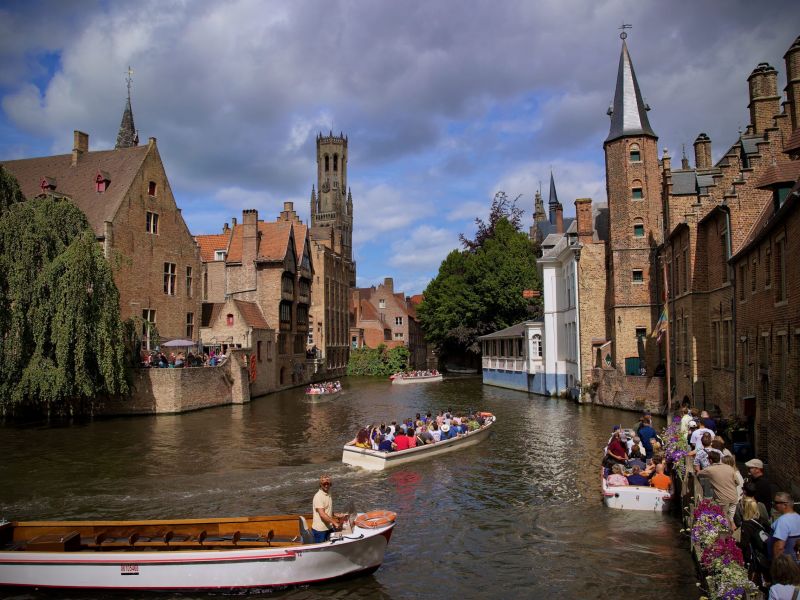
[591,368,666,414]
[578,241,606,383]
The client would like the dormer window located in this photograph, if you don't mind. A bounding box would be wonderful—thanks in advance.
[148,181,157,196]
[40,177,57,193]
[95,171,110,193]
[214,250,226,261]
[226,313,234,327]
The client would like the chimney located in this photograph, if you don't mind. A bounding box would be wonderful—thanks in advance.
[148,136,157,149]
[72,130,88,166]
[662,147,672,172]
[383,277,394,291]
[693,133,712,170]
[574,198,593,244]
[555,204,564,234]
[784,35,800,131]
[278,201,300,223]
[223,222,229,233]
[241,209,259,266]
[748,63,781,135]
[231,217,237,226]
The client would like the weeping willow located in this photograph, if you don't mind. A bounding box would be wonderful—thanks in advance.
[0,190,128,416]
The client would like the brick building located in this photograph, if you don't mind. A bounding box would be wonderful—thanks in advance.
[308,133,356,377]
[350,278,427,368]
[1,95,202,347]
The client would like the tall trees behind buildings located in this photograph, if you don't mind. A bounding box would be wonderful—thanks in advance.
[418,192,542,363]
[0,167,128,417]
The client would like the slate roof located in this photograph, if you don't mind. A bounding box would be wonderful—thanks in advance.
[605,40,657,144]
[195,233,231,262]
[115,96,137,149]
[671,170,700,195]
[477,320,542,340]
[1,145,150,236]
[291,222,308,261]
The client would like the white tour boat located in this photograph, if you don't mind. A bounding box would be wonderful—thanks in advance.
[0,511,395,592]
[390,373,443,385]
[601,469,672,512]
[342,415,495,470]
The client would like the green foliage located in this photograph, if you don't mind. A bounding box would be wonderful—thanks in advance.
[0,166,25,214]
[347,344,410,377]
[0,190,129,416]
[418,199,542,357]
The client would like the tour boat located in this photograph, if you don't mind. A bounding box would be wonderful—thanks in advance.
[601,469,672,512]
[342,415,495,470]
[0,511,395,591]
[390,373,443,385]
[305,386,341,397]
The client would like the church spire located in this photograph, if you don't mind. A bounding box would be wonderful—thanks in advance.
[605,35,656,144]
[115,66,139,149]
[548,171,560,225]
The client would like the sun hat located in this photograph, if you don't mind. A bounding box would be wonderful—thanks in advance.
[688,420,698,428]
[441,423,450,433]
[744,458,764,469]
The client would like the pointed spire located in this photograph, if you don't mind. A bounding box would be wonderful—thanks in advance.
[533,190,546,223]
[548,171,560,225]
[115,66,138,149]
[605,39,657,143]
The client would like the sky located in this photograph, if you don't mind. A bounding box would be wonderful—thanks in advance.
[0,1,798,294]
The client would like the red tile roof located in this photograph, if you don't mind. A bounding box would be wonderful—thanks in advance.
[784,128,800,154]
[733,178,800,261]
[225,220,293,263]
[233,300,270,329]
[755,161,800,189]
[195,233,230,262]
[2,145,150,236]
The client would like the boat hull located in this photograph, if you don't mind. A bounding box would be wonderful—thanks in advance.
[0,521,393,591]
[601,470,671,512]
[391,375,443,385]
[342,418,495,470]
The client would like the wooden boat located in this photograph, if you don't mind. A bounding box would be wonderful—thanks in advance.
[0,511,395,591]
[390,373,443,385]
[342,416,495,470]
[601,469,672,512]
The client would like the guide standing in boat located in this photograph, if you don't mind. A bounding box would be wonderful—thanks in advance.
[312,474,343,542]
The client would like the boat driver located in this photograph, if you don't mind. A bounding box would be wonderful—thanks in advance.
[312,474,345,543]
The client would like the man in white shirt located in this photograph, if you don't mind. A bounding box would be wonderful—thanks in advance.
[689,420,714,451]
[311,474,343,543]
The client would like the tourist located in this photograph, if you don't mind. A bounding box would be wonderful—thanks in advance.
[721,454,744,499]
[679,406,693,435]
[745,459,776,515]
[768,554,800,599]
[311,474,344,543]
[393,428,412,451]
[693,432,715,474]
[607,463,629,486]
[626,465,649,486]
[431,421,442,442]
[351,429,371,449]
[440,423,452,440]
[377,434,393,453]
[419,426,434,445]
[700,410,717,433]
[734,490,771,582]
[771,492,800,560]
[698,451,739,523]
[629,436,646,460]
[605,430,628,466]
[711,437,733,458]
[650,463,672,493]
[690,420,714,451]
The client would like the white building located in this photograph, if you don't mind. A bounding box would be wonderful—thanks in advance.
[478,321,545,393]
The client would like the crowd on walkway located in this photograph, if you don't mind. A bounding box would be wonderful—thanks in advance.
[348,410,489,453]
[141,349,229,368]
[603,407,800,596]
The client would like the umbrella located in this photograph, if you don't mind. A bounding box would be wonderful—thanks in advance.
[162,339,196,347]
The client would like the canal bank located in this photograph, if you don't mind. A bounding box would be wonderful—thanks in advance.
[1,377,699,599]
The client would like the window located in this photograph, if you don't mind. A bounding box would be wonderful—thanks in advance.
[148,181,157,196]
[775,334,787,403]
[267,340,274,360]
[712,322,719,367]
[186,266,193,298]
[146,211,159,234]
[257,341,262,362]
[379,299,386,309]
[631,181,644,200]
[635,327,646,340]
[775,186,792,209]
[739,264,747,301]
[683,249,689,292]
[384,328,391,341]
[324,155,330,172]
[333,154,338,171]
[226,313,234,327]
[720,227,728,283]
[279,302,291,324]
[297,305,308,325]
[163,262,176,295]
[395,316,403,325]
[142,309,156,350]
[95,173,108,192]
[214,250,226,261]
[394,332,403,339]
[632,270,644,283]
[765,246,771,288]
[722,320,730,368]
[633,223,644,237]
[683,315,689,363]
[629,144,641,162]
[299,279,310,297]
[774,236,786,303]
[186,312,194,338]
[750,259,757,293]
[532,334,542,358]
[282,274,294,295]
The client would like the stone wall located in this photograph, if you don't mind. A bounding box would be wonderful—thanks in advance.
[591,368,666,414]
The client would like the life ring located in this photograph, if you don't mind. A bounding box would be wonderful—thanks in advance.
[353,510,397,529]
[478,411,494,418]
[249,355,257,382]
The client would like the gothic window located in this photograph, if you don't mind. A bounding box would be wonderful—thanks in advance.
[324,155,330,172]
[629,144,641,163]
[146,211,159,234]
[297,305,308,325]
[186,266,193,298]
[141,309,156,350]
[711,321,719,367]
[148,181,157,196]
[683,248,689,292]
[532,334,542,358]
[631,180,643,200]
[279,302,291,324]
[333,154,338,171]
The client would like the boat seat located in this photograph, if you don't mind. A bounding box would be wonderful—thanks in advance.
[298,516,313,544]
[132,531,190,547]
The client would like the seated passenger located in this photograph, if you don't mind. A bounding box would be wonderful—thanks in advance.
[352,429,371,449]
[649,463,672,492]
[377,434,393,453]
[431,422,442,442]
[394,429,412,451]
[440,423,453,439]
[420,426,434,444]
[626,465,649,486]
[607,464,629,487]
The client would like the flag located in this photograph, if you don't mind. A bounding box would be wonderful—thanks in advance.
[655,306,668,344]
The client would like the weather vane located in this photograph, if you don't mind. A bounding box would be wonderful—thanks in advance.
[619,22,632,40]
[125,65,134,97]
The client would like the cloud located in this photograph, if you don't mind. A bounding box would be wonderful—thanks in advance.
[389,224,458,270]
[351,183,432,245]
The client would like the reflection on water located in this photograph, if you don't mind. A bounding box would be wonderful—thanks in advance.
[0,377,699,599]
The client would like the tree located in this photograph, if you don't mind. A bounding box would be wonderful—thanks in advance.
[0,166,24,214]
[418,193,542,359]
[0,190,128,416]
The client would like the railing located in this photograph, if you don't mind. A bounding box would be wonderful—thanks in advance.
[481,357,528,372]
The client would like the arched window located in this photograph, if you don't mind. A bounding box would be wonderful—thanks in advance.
[226,313,234,326]
[333,153,338,171]
[532,334,542,358]
[633,218,645,238]
[631,179,644,200]
[629,143,641,162]
[324,155,330,172]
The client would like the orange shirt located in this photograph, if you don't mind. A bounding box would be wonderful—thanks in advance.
[650,473,672,491]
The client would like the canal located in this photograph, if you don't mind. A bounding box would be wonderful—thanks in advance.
[1,377,699,599]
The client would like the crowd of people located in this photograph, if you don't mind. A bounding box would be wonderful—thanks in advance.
[306,381,342,395]
[390,369,439,379]
[603,407,800,594]
[141,349,229,368]
[348,410,489,453]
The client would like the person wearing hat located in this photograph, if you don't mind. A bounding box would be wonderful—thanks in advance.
[744,459,776,515]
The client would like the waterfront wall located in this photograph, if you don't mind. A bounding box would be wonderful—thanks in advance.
[98,349,251,415]
[590,368,665,414]
[482,369,556,395]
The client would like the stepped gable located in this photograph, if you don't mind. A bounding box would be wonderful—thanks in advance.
[1,145,149,236]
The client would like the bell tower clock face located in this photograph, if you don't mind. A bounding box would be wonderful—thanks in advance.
[321,181,330,193]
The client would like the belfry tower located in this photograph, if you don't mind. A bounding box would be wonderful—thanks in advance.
[310,132,353,263]
[604,31,662,374]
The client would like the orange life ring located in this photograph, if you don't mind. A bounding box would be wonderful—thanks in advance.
[353,510,397,529]
[249,355,257,382]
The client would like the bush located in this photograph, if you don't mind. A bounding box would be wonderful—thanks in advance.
[347,345,410,377]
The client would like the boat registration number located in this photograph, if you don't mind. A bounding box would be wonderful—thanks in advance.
[120,564,140,576]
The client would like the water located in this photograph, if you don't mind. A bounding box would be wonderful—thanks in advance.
[0,377,699,599]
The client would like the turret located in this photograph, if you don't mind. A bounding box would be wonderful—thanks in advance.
[748,62,780,135]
